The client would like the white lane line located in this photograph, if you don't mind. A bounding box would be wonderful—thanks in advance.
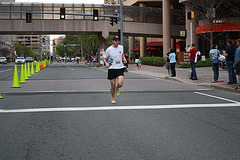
[0,69,12,73]
[0,103,240,114]
[195,92,240,103]
[91,67,108,72]
[196,89,211,91]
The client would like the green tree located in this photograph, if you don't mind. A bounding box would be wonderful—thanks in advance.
[13,43,36,58]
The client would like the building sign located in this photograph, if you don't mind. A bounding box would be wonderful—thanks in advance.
[213,19,223,24]
[180,31,186,37]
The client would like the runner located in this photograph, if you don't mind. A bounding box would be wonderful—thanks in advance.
[103,36,127,104]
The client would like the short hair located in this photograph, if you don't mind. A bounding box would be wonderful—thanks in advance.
[192,43,195,47]
[212,44,217,49]
[170,48,174,53]
[227,40,232,45]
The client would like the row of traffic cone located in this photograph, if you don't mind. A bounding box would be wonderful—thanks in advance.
[11,60,50,88]
[11,62,35,88]
[0,60,51,99]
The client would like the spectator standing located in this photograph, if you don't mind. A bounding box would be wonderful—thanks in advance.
[209,44,220,83]
[169,49,176,77]
[225,40,237,85]
[189,43,198,80]
[165,48,171,76]
[234,40,240,89]
[186,45,191,52]
[135,53,140,66]
[138,58,142,70]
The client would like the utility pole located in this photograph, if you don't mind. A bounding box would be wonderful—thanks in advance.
[120,0,123,45]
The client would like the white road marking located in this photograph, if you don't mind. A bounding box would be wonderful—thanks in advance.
[92,67,108,72]
[0,103,239,114]
[196,89,211,91]
[195,92,240,103]
[0,69,12,73]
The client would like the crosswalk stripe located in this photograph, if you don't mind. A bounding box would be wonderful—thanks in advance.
[0,103,239,114]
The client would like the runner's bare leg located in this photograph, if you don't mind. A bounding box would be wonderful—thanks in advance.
[116,76,124,90]
[110,79,116,98]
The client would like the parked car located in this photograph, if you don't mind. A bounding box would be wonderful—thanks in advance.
[15,57,26,64]
[26,57,34,62]
[0,57,7,64]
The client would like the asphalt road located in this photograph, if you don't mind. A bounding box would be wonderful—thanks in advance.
[0,62,240,160]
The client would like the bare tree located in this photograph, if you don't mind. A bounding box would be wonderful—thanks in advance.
[186,0,240,48]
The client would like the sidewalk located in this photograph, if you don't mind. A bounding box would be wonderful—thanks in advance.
[127,63,240,94]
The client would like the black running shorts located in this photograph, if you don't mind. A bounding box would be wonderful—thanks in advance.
[107,68,124,80]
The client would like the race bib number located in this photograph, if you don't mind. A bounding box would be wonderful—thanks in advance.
[115,60,121,67]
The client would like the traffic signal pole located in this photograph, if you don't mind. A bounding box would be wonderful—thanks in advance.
[120,0,123,45]
[190,19,192,48]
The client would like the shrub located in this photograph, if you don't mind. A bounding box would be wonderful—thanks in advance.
[179,58,213,68]
[141,57,166,67]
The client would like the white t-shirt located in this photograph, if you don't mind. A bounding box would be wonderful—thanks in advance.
[103,45,124,69]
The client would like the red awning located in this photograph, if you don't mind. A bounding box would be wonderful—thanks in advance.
[147,42,163,47]
[146,47,157,51]
[196,23,240,35]
[132,48,140,51]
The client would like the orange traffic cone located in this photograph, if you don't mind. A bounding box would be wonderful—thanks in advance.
[11,65,21,88]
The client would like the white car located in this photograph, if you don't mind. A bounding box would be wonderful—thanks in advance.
[15,57,26,64]
[0,57,7,64]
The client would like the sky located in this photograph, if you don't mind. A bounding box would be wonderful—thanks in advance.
[15,0,104,4]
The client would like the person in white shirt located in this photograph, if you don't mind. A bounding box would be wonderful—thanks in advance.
[103,36,127,104]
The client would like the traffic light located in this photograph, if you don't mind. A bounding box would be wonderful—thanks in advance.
[93,9,99,21]
[110,17,114,26]
[114,18,118,24]
[118,29,121,40]
[187,11,194,20]
[60,8,65,20]
[26,13,32,23]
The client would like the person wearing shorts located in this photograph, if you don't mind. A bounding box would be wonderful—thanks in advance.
[103,36,127,104]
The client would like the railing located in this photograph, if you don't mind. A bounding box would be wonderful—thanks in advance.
[0,3,183,25]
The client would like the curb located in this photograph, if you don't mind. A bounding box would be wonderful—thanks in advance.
[128,70,240,94]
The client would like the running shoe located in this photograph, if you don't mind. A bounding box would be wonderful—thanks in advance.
[111,98,116,104]
[116,87,120,96]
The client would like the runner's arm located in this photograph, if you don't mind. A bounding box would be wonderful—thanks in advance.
[103,58,109,68]
[122,54,127,63]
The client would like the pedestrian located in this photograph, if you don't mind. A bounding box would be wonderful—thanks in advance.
[93,56,96,66]
[186,45,191,52]
[169,48,176,77]
[138,58,141,70]
[209,44,220,83]
[103,36,127,104]
[189,43,198,80]
[224,40,237,85]
[234,40,240,89]
[165,48,171,76]
[135,53,139,66]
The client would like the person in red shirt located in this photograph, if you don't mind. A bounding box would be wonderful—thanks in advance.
[189,43,198,80]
